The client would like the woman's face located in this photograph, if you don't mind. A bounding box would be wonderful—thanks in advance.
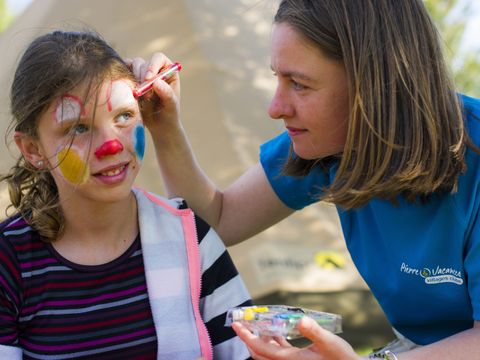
[269,23,350,160]
[34,78,145,204]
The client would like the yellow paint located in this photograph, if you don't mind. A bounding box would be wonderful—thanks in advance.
[253,307,269,313]
[243,306,269,320]
[57,148,89,184]
[244,308,254,321]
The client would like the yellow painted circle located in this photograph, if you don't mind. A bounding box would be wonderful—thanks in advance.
[57,148,89,184]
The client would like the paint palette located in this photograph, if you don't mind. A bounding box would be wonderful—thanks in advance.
[225,305,342,339]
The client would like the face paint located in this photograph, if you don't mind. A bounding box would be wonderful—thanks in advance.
[105,81,113,112]
[57,148,89,184]
[94,139,124,159]
[54,94,85,123]
[133,124,145,161]
[107,80,136,113]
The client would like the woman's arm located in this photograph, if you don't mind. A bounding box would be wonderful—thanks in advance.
[130,53,294,246]
[398,321,480,359]
[154,123,293,246]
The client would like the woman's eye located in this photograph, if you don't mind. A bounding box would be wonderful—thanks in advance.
[117,112,133,124]
[291,80,307,91]
[71,124,89,135]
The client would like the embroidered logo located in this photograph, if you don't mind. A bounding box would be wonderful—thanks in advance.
[400,262,463,285]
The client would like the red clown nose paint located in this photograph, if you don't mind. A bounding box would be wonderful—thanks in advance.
[94,139,124,159]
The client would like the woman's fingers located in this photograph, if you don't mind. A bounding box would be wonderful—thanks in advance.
[127,53,174,84]
[144,52,172,80]
[232,322,294,359]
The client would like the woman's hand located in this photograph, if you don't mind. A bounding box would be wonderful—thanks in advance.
[232,317,361,360]
[126,53,181,137]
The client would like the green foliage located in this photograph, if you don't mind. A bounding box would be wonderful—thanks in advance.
[0,0,14,33]
[424,0,480,96]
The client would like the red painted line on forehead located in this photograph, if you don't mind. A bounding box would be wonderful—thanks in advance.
[94,139,124,159]
[106,80,113,112]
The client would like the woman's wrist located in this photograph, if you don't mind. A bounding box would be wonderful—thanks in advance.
[146,119,185,146]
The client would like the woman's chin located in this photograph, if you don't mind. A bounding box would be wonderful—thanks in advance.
[292,143,342,161]
[292,147,321,161]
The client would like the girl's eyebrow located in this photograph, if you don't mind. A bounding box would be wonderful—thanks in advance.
[56,116,92,128]
[59,117,80,124]
[110,102,139,114]
[55,113,86,125]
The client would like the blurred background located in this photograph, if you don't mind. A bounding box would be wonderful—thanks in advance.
[1,0,479,354]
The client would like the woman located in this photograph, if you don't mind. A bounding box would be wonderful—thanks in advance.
[132,0,480,358]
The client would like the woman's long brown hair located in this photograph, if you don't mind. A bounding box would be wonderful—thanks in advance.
[276,0,468,209]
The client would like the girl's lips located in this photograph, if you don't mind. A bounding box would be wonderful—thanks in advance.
[94,161,129,175]
[98,165,126,177]
[93,162,129,184]
[286,127,307,136]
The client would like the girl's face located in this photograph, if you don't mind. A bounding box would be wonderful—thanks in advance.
[269,23,350,160]
[35,78,145,204]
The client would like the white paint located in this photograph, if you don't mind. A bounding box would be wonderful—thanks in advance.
[107,80,136,112]
[54,95,83,123]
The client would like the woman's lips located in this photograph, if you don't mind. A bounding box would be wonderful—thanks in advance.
[286,126,307,136]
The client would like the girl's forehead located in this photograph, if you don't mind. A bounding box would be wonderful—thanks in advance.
[87,78,136,107]
[104,80,137,111]
[53,79,137,123]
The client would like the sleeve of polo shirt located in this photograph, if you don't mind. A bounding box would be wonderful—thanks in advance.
[259,131,331,210]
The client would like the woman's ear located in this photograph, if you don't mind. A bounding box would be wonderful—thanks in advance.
[14,131,45,168]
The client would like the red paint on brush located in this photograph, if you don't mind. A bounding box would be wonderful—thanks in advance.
[133,62,182,98]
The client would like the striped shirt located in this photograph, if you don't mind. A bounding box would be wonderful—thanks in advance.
[0,213,252,359]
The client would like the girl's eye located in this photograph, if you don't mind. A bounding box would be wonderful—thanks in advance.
[71,124,89,135]
[117,112,133,124]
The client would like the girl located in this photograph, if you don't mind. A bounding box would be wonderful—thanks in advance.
[0,30,251,359]
[133,0,480,359]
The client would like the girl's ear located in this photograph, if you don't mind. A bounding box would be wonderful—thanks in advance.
[14,131,45,168]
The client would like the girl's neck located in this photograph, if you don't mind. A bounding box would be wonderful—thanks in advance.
[52,191,139,265]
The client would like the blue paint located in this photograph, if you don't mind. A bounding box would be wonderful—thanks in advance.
[134,124,145,161]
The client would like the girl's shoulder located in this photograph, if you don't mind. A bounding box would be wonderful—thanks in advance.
[0,215,36,279]
[0,215,42,255]
[0,215,30,236]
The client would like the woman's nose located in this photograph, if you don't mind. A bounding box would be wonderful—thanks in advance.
[94,139,124,159]
[268,88,294,119]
